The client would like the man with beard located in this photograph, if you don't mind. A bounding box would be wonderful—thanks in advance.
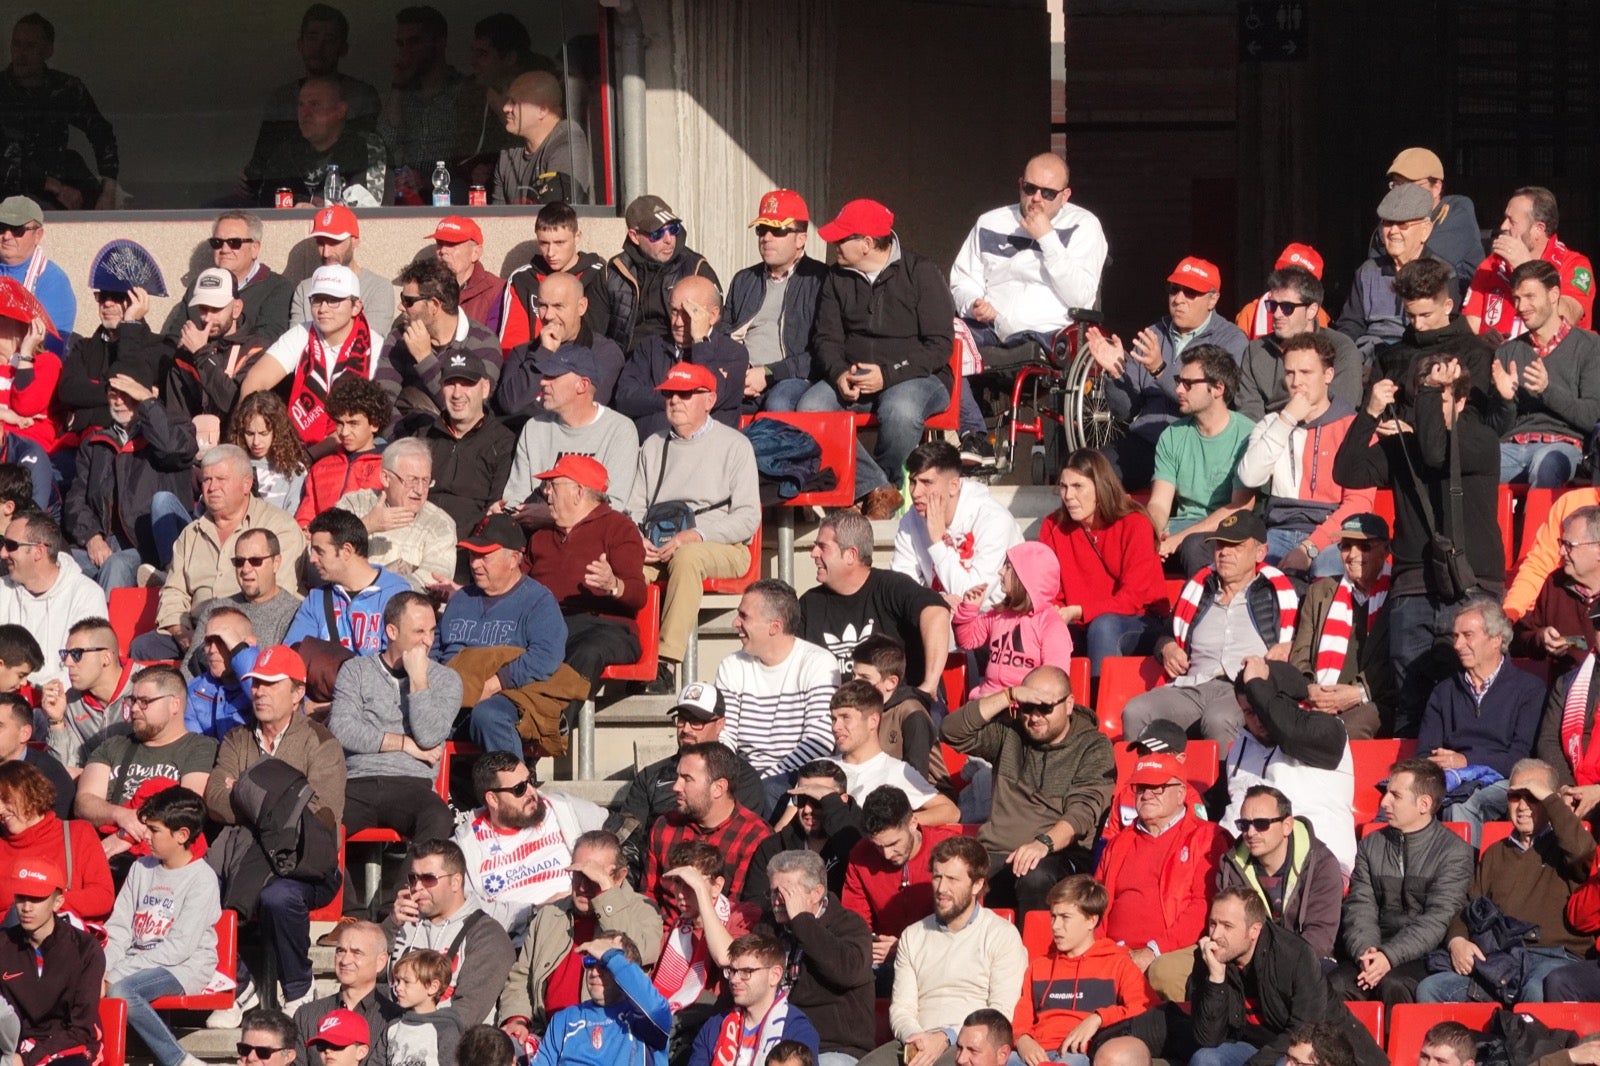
[158,268,268,433]
[290,206,394,331]
[377,258,502,430]
[602,195,720,355]
[162,211,292,343]
[644,741,773,914]
[499,202,611,354]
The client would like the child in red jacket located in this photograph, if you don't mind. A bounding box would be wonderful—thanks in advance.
[294,375,391,526]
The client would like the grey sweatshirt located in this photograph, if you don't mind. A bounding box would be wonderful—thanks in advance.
[329,653,462,781]
[193,588,305,650]
[102,855,221,993]
[40,678,130,768]
[384,899,515,1027]
[502,405,640,511]
[383,1007,462,1066]
[624,420,760,545]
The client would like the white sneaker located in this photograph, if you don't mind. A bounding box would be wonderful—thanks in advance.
[205,978,258,1030]
[180,1055,210,1066]
[281,981,318,1017]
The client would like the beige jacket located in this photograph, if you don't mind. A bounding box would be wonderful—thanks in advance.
[157,497,306,631]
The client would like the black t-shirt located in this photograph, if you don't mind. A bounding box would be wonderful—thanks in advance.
[799,568,947,683]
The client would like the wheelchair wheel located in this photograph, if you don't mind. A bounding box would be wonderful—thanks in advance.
[1064,347,1129,453]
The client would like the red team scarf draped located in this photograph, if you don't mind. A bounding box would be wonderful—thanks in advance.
[712,992,792,1066]
[653,893,733,1011]
[1314,562,1391,685]
[286,313,373,443]
[1561,653,1600,786]
[1171,564,1297,652]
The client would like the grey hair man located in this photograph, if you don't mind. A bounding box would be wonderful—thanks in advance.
[335,437,457,589]
[163,210,293,341]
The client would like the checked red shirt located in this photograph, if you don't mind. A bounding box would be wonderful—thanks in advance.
[645,803,773,915]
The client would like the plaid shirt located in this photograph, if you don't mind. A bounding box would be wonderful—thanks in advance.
[645,803,773,912]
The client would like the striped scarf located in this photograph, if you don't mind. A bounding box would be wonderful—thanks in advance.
[1560,653,1600,786]
[652,893,732,1011]
[1172,564,1297,652]
[1314,563,1391,685]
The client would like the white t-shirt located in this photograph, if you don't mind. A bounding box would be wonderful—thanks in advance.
[831,750,937,809]
[263,322,378,379]
[452,792,606,945]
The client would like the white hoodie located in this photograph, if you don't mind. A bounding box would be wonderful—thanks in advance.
[892,479,1022,608]
[0,553,108,685]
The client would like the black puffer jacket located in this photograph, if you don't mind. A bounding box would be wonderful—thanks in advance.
[63,398,196,560]
[812,242,955,391]
[602,240,720,353]
[505,250,611,343]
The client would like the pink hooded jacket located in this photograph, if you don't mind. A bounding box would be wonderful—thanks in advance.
[952,541,1074,695]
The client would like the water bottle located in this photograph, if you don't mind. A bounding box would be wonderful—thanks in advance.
[431,160,451,206]
[322,164,343,208]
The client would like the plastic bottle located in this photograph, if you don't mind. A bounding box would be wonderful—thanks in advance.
[322,164,343,208]
[431,161,451,206]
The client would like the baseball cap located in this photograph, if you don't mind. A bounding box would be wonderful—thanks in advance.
[750,189,810,228]
[310,205,359,241]
[429,215,483,245]
[243,645,307,685]
[459,514,526,555]
[1377,184,1434,223]
[1274,243,1324,279]
[307,1010,370,1049]
[189,267,239,309]
[0,196,42,228]
[670,682,726,722]
[440,351,490,384]
[308,264,361,300]
[1167,257,1221,293]
[1388,147,1445,182]
[816,199,894,244]
[1128,753,1184,788]
[533,453,608,494]
[1204,510,1268,545]
[625,195,681,233]
[1125,719,1188,755]
[1339,513,1391,541]
[534,342,601,383]
[6,859,64,898]
[655,362,717,394]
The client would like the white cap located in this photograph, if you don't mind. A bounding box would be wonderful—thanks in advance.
[189,267,238,309]
[308,264,360,300]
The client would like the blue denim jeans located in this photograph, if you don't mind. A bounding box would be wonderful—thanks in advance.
[761,377,812,412]
[1264,527,1347,579]
[1188,1043,1258,1066]
[1388,592,1465,736]
[467,693,525,756]
[72,490,192,593]
[796,376,950,495]
[1416,946,1578,1003]
[1501,440,1583,487]
[1444,778,1510,847]
[109,968,186,1066]
[1074,613,1163,678]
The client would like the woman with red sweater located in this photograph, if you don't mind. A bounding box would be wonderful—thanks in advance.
[1038,449,1168,677]
[0,761,115,921]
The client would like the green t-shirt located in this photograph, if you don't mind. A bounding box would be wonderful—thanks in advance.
[87,733,219,806]
[1152,411,1255,530]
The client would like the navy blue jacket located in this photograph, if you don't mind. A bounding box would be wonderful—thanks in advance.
[725,255,827,383]
[612,330,749,442]
[1417,660,1546,778]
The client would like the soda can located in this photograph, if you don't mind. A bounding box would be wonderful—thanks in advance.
[469,185,487,206]
[274,188,294,209]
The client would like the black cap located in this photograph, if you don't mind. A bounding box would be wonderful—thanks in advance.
[1205,510,1268,545]
[458,514,525,554]
[1124,719,1188,755]
[440,351,490,384]
[534,342,601,383]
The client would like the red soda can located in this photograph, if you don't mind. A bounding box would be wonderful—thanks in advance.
[468,185,487,206]
[274,188,294,209]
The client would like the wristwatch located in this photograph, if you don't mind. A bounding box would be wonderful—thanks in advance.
[1303,542,1320,560]
[1033,832,1054,851]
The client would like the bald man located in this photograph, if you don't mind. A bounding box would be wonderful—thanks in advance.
[612,275,750,442]
[493,70,593,205]
[494,271,627,415]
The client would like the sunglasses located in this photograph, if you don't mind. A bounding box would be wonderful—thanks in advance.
[1234,816,1288,833]
[399,293,427,308]
[0,538,39,552]
[237,1045,288,1060]
[1166,283,1208,299]
[755,224,801,238]
[59,646,112,663]
[1015,701,1060,717]
[231,555,273,568]
[1264,299,1313,315]
[405,870,456,887]
[1506,789,1537,803]
[660,389,709,399]
[0,224,38,239]
[486,779,535,798]
[643,221,683,242]
[581,955,601,969]
[1018,179,1065,199]
[208,236,255,250]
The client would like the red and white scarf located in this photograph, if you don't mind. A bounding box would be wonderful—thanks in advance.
[652,893,732,1011]
[712,992,792,1066]
[1313,563,1391,685]
[1172,564,1297,652]
[1561,653,1600,786]
[286,312,374,444]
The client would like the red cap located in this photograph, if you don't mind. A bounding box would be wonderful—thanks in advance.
[816,199,894,244]
[310,205,359,241]
[655,362,717,393]
[7,858,65,897]
[244,645,307,685]
[1167,257,1221,293]
[1274,242,1324,279]
[533,454,609,494]
[307,1009,370,1048]
[1128,753,1185,787]
[750,189,810,228]
[428,215,483,245]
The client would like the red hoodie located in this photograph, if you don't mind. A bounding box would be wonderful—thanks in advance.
[0,813,115,920]
[295,448,384,527]
[1012,938,1157,1047]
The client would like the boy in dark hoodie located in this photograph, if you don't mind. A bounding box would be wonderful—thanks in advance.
[0,858,104,1066]
[386,949,462,1066]
[851,635,949,793]
[294,375,390,527]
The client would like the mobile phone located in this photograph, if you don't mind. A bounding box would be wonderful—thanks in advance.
[1564,636,1588,648]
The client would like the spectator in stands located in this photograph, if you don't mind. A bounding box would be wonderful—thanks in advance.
[415,351,516,537]
[528,933,670,1066]
[1224,658,1357,876]
[1183,888,1386,1066]
[1465,186,1594,338]
[857,835,1026,1066]
[498,274,624,415]
[1377,258,1501,423]
[606,686,764,880]
[285,508,411,656]
[1383,148,1484,285]
[336,439,457,592]
[205,644,345,1020]
[185,608,259,743]
[0,692,72,818]
[1334,357,1504,730]
[1330,758,1474,1009]
[726,190,825,412]
[0,857,105,1066]
[644,741,774,911]
[380,6,461,187]
[1122,510,1298,750]
[1416,758,1594,1004]
[494,71,593,206]
[616,274,750,440]
[250,75,390,206]
[1143,344,1256,577]
[0,441,57,525]
[1514,505,1600,668]
[953,542,1073,696]
[1415,1024,1479,1066]
[291,207,394,332]
[292,374,390,527]
[500,202,611,355]
[249,5,382,170]
[0,511,106,685]
[1336,184,1457,361]
[942,663,1113,910]
[241,1010,307,1066]
[451,14,529,175]
[1011,876,1156,1066]
[1218,784,1343,965]
[716,578,839,813]
[102,786,220,1066]
[655,841,761,1058]
[687,933,821,1066]
[603,195,720,354]
[626,362,760,690]
[65,364,196,592]
[456,751,607,947]
[164,270,268,429]
[303,1010,372,1066]
[239,265,376,448]
[1236,244,1328,340]
[1236,333,1374,578]
[0,623,38,693]
[1507,484,1600,625]
[192,527,304,651]
[1289,514,1395,741]
[499,830,662,1039]
[830,681,959,826]
[163,211,292,343]
[75,665,218,861]
[430,216,506,333]
[295,921,401,1066]
[1416,595,1544,841]
[850,636,950,792]
[0,759,112,918]
[380,259,504,430]
[433,514,566,756]
[756,761,860,895]
[0,198,73,357]
[498,340,635,514]
[385,949,463,1066]
[1494,259,1600,487]
[0,12,118,210]
[0,276,63,453]
[1039,448,1167,678]
[1091,257,1249,491]
[800,511,951,696]
[58,280,157,441]
[895,440,1021,606]
[1235,267,1362,422]
[37,617,129,770]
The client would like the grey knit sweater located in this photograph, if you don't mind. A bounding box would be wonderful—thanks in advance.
[328,653,462,781]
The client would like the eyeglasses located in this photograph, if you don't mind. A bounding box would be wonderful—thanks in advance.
[0,224,39,239]
[1559,539,1600,555]
[384,470,434,492]
[486,779,535,798]
[237,1044,288,1060]
[0,538,40,552]
[1133,782,1181,794]
[127,693,175,711]
[1264,299,1313,315]
[1166,283,1207,299]
[398,293,427,308]
[58,646,112,663]
[643,221,683,243]
[1175,375,1217,390]
[208,236,256,250]
[1018,179,1065,199]
[405,870,458,887]
[1234,816,1288,833]
[755,224,802,238]
[231,555,274,568]
[722,965,765,981]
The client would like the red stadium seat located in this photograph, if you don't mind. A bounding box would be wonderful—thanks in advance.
[1069,658,1090,703]
[1386,1003,1497,1063]
[750,412,860,585]
[309,827,346,922]
[1022,909,1052,956]
[149,911,238,1010]
[851,344,963,433]
[702,523,763,596]
[1349,739,1416,825]
[942,654,967,708]
[1370,489,1395,534]
[989,907,1016,926]
[1164,577,1187,607]
[1478,821,1514,853]
[1345,999,1383,1046]
[1514,1002,1600,1038]
[108,586,158,659]
[1096,656,1167,739]
[1519,488,1560,570]
[99,997,127,1066]
[1500,485,1518,572]
[597,583,661,684]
